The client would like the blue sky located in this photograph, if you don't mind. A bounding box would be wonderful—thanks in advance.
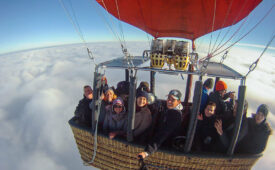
[0,0,274,54]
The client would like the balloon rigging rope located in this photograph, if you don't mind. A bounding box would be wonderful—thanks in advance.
[101,0,125,48]
[210,0,250,54]
[207,0,217,55]
[114,0,128,50]
[212,4,274,57]
[209,0,234,54]
[245,29,275,78]
[210,0,250,56]
[58,0,88,47]
[200,3,274,61]
[90,0,122,44]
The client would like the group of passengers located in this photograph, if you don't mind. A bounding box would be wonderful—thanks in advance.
[74,77,272,159]
[194,79,272,155]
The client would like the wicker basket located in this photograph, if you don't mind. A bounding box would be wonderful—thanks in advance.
[69,118,261,170]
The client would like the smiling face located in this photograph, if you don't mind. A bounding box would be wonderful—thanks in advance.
[166,95,181,109]
[204,105,216,117]
[137,96,147,107]
[113,104,123,114]
[105,90,114,102]
[255,112,265,124]
[84,86,93,99]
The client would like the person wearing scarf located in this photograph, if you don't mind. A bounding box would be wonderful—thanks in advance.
[103,97,127,139]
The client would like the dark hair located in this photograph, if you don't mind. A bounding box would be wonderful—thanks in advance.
[84,85,91,89]
[206,101,216,108]
[203,78,214,89]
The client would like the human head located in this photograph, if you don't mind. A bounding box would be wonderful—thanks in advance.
[203,78,214,89]
[105,88,115,102]
[112,97,124,114]
[116,81,130,96]
[137,81,150,93]
[215,80,227,98]
[84,85,93,99]
[204,102,216,117]
[255,104,269,124]
[166,89,182,109]
[233,100,248,117]
[136,91,148,107]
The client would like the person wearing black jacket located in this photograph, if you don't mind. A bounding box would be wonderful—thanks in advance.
[138,89,183,159]
[214,100,249,153]
[236,104,272,154]
[194,102,223,152]
[208,80,235,124]
[74,85,93,127]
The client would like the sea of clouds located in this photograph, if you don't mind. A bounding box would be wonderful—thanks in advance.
[0,42,274,170]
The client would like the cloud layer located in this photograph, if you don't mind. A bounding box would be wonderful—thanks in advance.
[0,42,274,170]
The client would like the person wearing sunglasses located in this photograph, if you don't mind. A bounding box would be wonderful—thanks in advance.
[103,97,127,139]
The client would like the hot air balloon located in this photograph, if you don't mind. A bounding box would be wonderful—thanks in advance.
[67,0,273,169]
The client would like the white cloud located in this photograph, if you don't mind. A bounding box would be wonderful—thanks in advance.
[0,42,274,170]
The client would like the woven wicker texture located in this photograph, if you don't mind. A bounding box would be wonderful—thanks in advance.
[70,123,260,170]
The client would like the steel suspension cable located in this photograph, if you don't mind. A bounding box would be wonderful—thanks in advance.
[89,0,121,42]
[115,0,127,49]
[211,0,249,54]
[212,4,274,57]
[245,30,275,78]
[58,0,87,46]
[101,0,127,52]
[207,0,217,55]
[58,0,95,60]
[200,4,274,61]
[210,0,234,54]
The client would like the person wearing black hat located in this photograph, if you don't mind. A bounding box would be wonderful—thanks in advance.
[138,89,183,159]
[133,91,152,139]
[236,104,272,154]
[136,81,150,94]
[200,78,214,113]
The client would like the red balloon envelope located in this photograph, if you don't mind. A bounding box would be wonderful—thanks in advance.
[96,0,262,40]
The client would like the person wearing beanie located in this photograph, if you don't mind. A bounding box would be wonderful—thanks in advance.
[208,80,235,119]
[236,104,272,154]
[133,91,152,139]
[103,97,127,139]
[138,89,183,159]
[200,78,214,113]
[137,81,150,94]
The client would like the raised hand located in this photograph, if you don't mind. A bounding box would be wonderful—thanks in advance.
[214,119,223,136]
